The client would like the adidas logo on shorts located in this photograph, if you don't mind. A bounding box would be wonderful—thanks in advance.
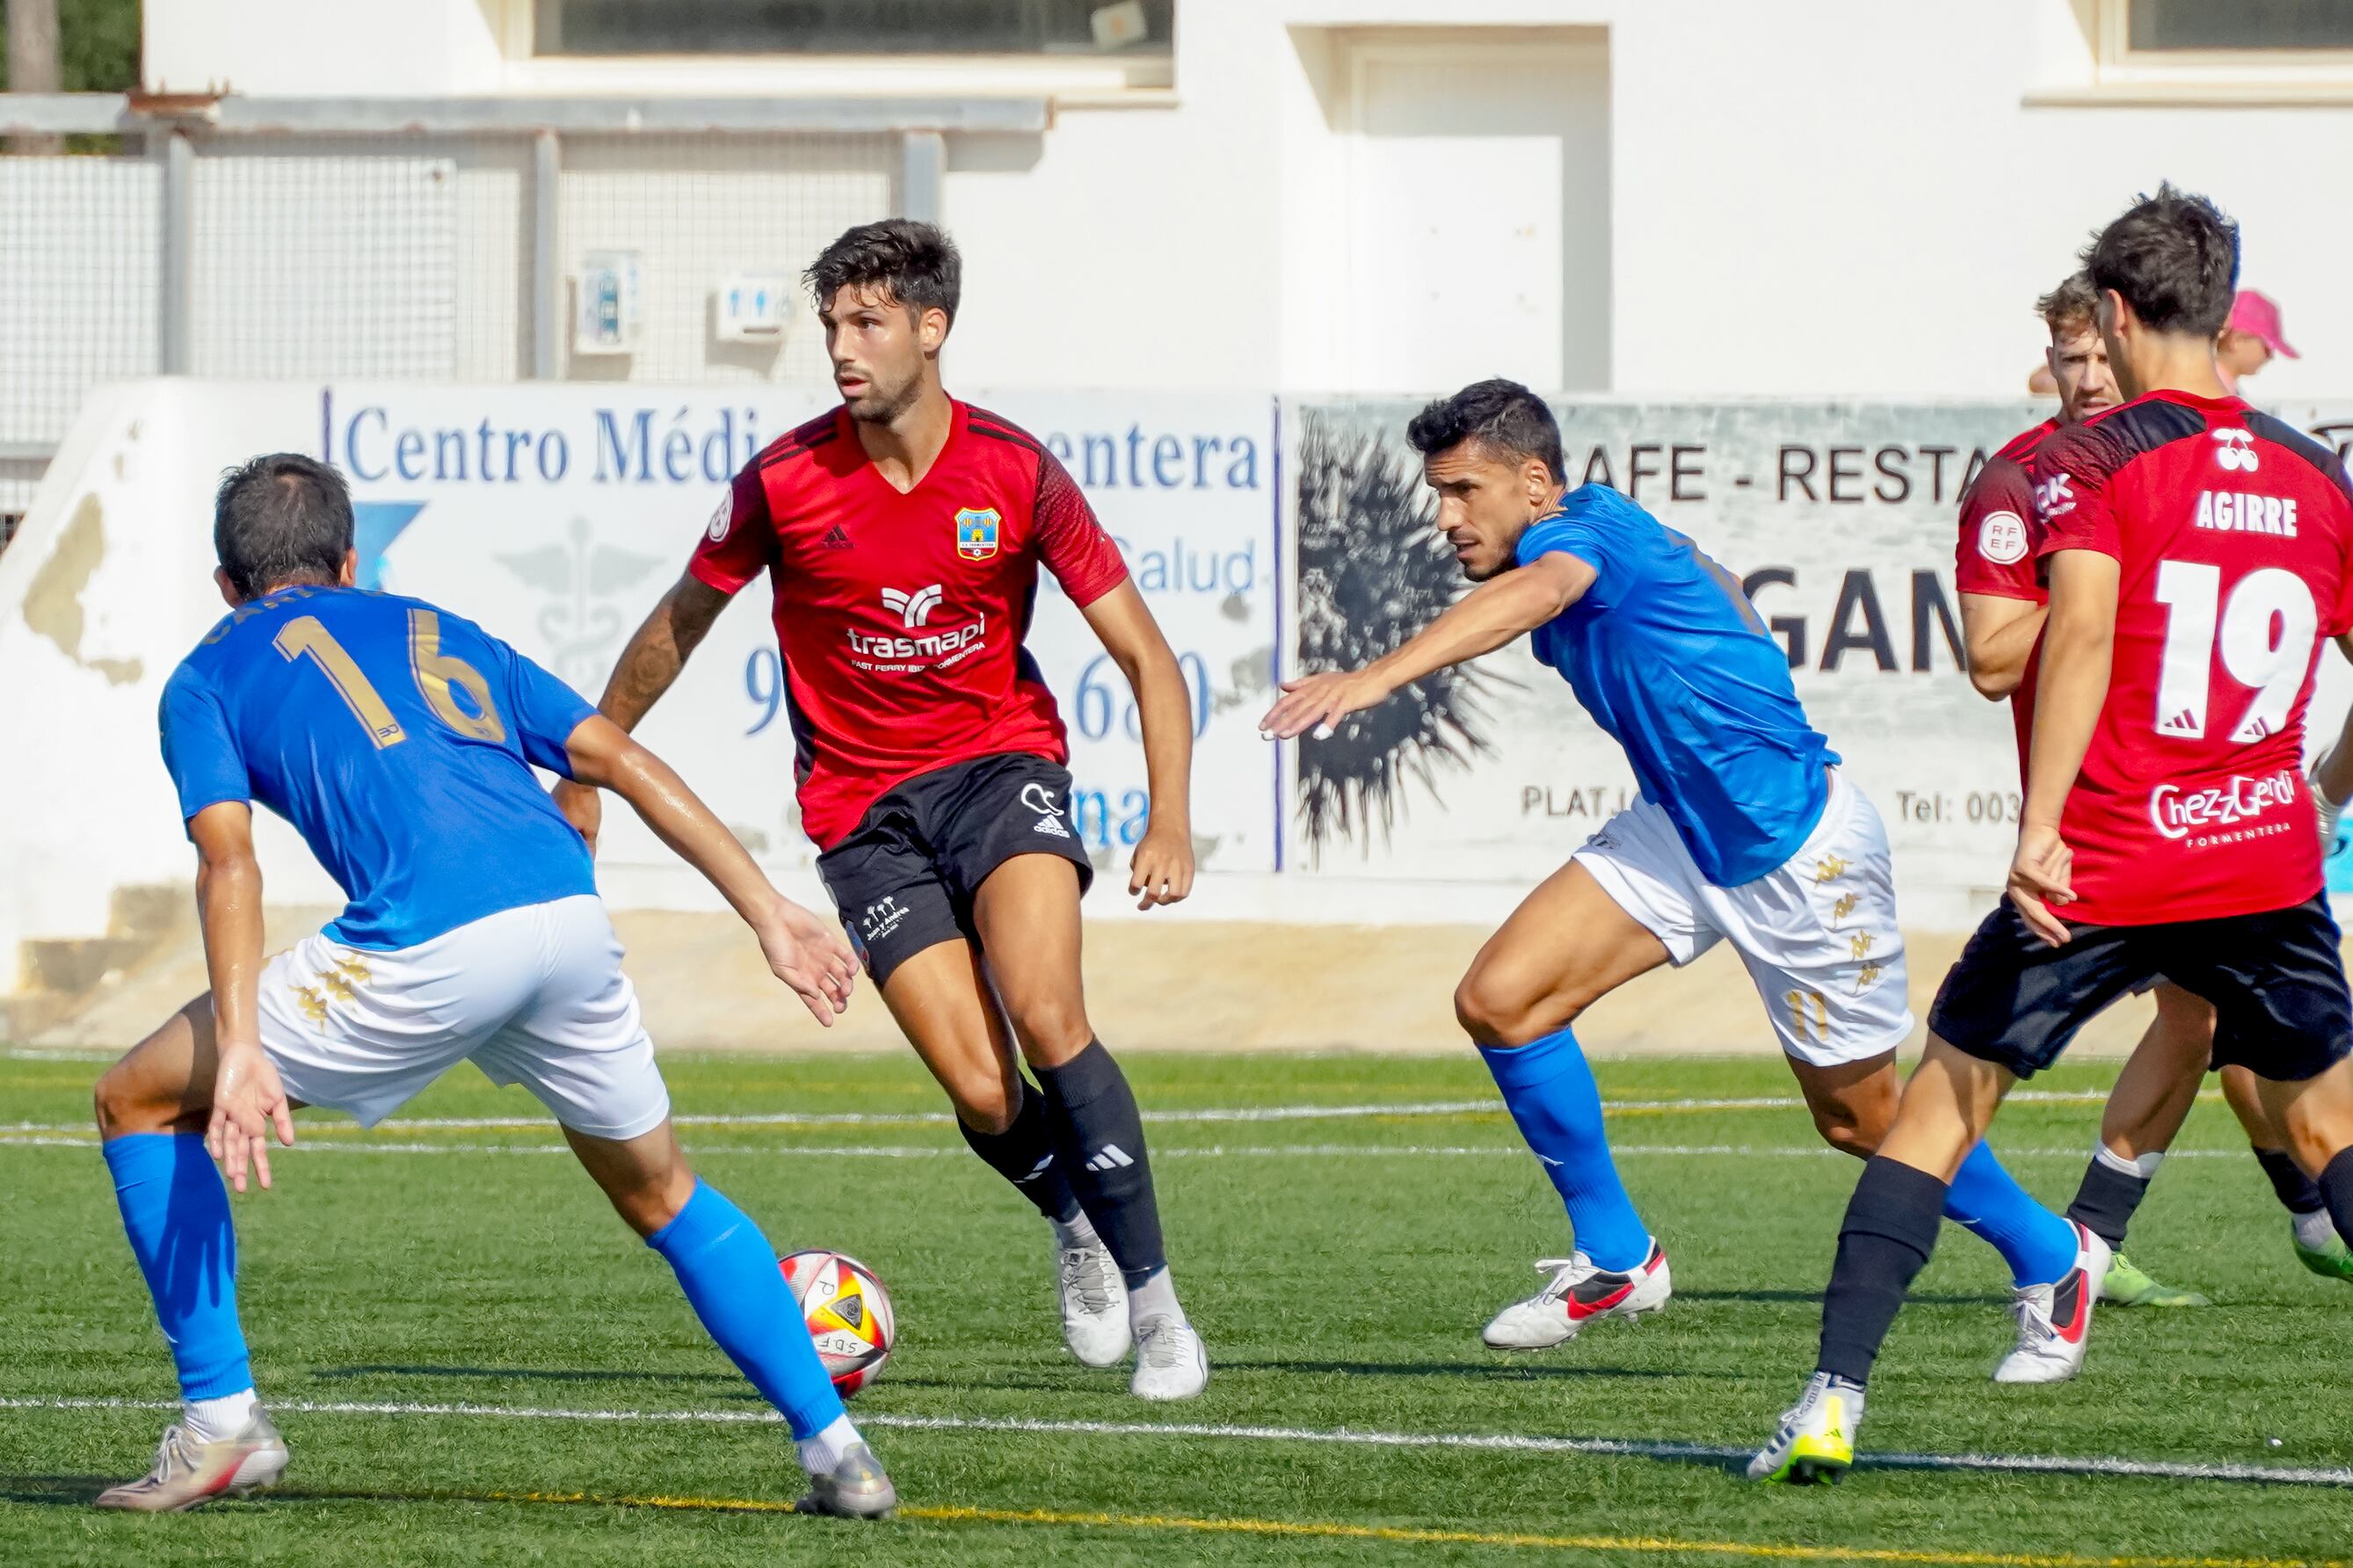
[1085,1144,1136,1172]
[1034,814,1071,838]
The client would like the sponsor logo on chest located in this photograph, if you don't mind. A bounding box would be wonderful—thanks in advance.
[846,584,989,668]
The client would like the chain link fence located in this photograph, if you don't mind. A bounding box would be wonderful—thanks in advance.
[0,119,911,524]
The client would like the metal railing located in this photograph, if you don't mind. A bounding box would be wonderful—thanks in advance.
[0,93,1037,509]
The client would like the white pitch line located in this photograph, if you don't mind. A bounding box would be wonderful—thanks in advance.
[0,1135,2262,1161]
[3,1393,2343,1490]
[0,1085,2188,1139]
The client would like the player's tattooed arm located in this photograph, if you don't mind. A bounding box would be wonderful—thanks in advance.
[1259,553,1594,741]
[1079,580,1196,909]
[1957,594,2048,701]
[562,715,859,1024]
[2011,548,2120,946]
[187,801,296,1191]
[554,572,731,853]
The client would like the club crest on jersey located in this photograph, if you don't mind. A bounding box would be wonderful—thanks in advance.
[955,507,1001,561]
[706,492,732,542]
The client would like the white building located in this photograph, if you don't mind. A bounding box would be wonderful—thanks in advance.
[126,0,2353,403]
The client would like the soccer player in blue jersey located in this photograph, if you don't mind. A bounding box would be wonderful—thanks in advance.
[1262,382,2102,1374]
[87,454,895,1518]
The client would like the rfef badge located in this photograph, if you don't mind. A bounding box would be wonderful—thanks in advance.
[955,507,1001,561]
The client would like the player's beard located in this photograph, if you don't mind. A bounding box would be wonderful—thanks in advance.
[844,362,926,426]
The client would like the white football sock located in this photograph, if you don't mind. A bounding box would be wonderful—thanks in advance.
[1127,1266,1183,1326]
[2094,1142,2163,1180]
[183,1388,260,1444]
[795,1413,861,1475]
[2294,1208,2338,1252]
[1051,1209,1101,1252]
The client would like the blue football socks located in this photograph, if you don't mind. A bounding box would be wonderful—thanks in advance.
[1944,1139,2079,1288]
[1478,1026,1652,1272]
[103,1133,254,1400]
[647,1180,846,1441]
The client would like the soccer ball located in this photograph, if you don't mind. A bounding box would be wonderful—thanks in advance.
[779,1250,895,1397]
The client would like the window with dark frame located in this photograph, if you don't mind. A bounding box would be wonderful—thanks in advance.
[533,0,1175,57]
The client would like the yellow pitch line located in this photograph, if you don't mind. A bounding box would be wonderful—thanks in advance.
[454,1489,2342,1568]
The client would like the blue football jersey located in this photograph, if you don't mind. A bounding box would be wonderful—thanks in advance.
[1516,485,1837,887]
[160,585,599,949]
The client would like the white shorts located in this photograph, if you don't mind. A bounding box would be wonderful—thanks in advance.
[1572,772,1914,1067]
[256,894,671,1140]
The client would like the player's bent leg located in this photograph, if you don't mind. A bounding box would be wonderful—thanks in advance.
[1459,860,1674,1348]
[971,853,1203,1399]
[566,1119,894,1518]
[1780,1049,2071,1301]
[2065,984,2212,1306]
[92,997,287,1513]
[2224,1063,2350,1277]
[877,933,1131,1368]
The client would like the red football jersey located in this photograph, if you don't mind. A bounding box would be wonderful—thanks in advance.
[2028,390,2353,925]
[690,401,1129,849]
[1956,417,2058,775]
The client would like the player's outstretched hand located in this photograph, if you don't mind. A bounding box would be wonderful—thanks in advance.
[207,1041,295,1194]
[1259,668,1391,742]
[2007,824,2075,947]
[552,779,605,858]
[1130,821,1195,910]
[755,897,860,1027]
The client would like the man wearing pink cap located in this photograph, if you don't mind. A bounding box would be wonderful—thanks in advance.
[2218,287,2298,393]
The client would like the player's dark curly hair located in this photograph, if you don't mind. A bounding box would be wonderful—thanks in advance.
[2081,183,2239,338]
[804,218,962,326]
[1404,379,1565,484]
[2036,272,2100,337]
[214,453,354,599]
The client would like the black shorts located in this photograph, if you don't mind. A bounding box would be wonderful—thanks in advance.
[816,752,1094,987]
[1928,896,2352,1081]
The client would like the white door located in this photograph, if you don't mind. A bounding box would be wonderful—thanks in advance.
[1343,35,1611,394]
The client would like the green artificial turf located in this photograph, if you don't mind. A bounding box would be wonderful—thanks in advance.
[1,1048,2345,1565]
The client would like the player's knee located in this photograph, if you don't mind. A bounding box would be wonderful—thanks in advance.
[948,1074,1020,1136]
[92,1063,160,1138]
[1454,972,1572,1049]
[1812,1102,1883,1159]
[1004,995,1093,1063]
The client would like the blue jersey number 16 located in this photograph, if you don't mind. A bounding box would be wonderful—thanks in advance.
[274,610,508,751]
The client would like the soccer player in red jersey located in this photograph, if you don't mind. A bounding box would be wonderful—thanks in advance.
[1754,185,2353,1482]
[556,221,1209,1400]
[1963,278,2353,1297]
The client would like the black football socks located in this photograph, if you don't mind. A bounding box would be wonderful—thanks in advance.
[2316,1147,2353,1251]
[2065,1148,2156,1251]
[1816,1157,1949,1387]
[957,1078,1084,1225]
[1035,1041,1168,1289]
[2255,1144,2328,1222]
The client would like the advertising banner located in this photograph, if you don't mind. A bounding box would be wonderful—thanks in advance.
[1287,399,2353,926]
[323,387,1282,878]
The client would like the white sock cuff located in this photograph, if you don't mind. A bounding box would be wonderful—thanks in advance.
[1126,1264,1182,1325]
[2094,1143,2163,1180]
[183,1388,260,1443]
[795,1413,861,1475]
[1051,1209,1100,1249]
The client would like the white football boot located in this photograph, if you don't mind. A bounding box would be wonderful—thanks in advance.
[1130,1314,1209,1401]
[1056,1230,1132,1368]
[94,1410,289,1513]
[1482,1241,1671,1349]
[796,1441,897,1519]
[1748,1371,1863,1484]
[1993,1221,2109,1384]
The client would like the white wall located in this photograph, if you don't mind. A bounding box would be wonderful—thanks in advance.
[140,0,2353,400]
